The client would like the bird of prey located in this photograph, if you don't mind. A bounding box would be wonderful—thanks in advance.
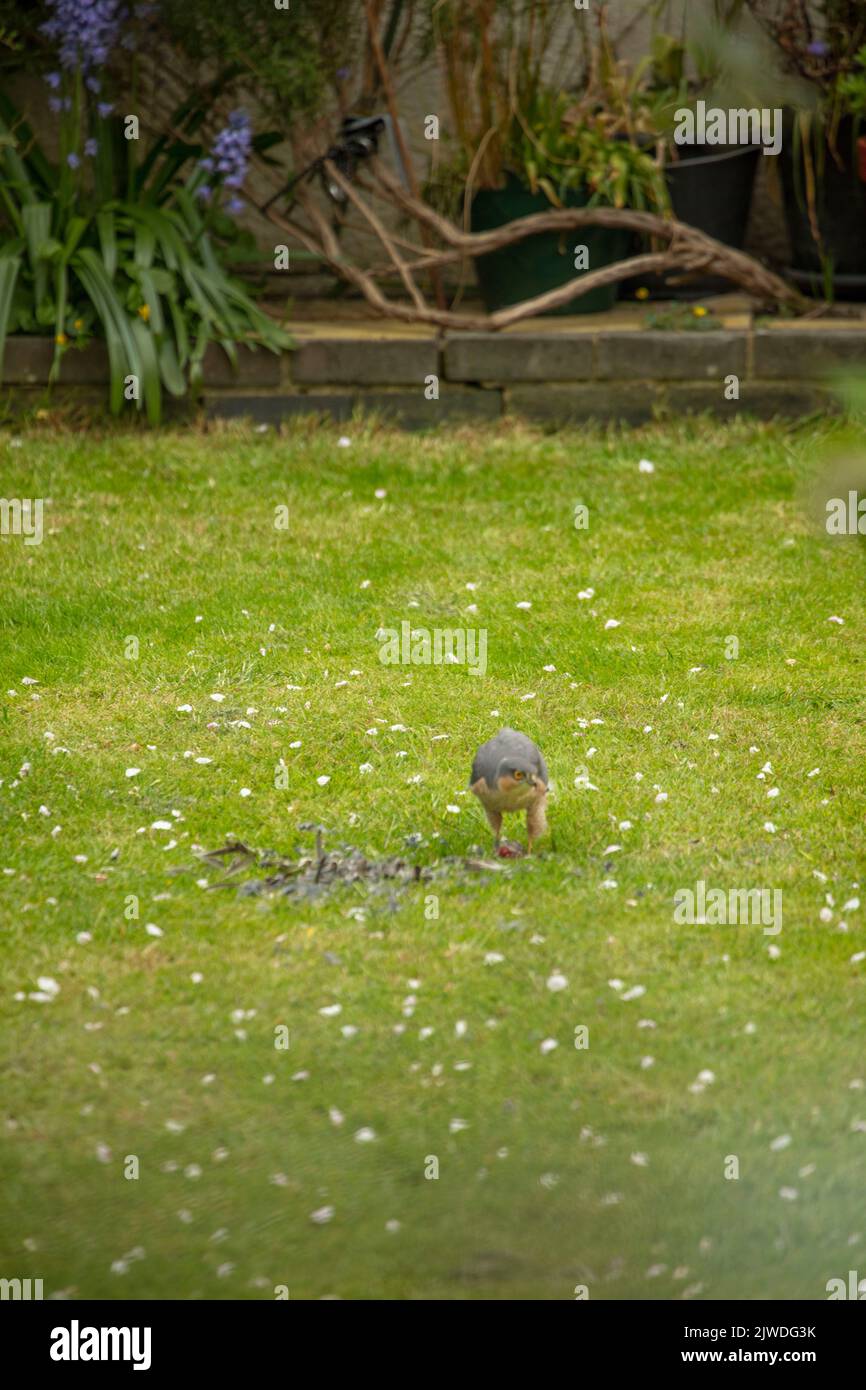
[469,728,549,854]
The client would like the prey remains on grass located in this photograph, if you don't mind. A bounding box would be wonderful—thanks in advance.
[184,827,518,907]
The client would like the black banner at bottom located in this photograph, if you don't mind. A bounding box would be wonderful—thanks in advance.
[3,1297,861,1374]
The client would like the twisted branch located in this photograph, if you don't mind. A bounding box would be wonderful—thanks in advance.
[261,155,808,330]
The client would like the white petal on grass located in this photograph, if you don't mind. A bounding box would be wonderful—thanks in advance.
[638,459,655,473]
[316,775,331,787]
[310,1206,335,1224]
[539,1038,558,1055]
[770,1134,792,1151]
[546,971,568,992]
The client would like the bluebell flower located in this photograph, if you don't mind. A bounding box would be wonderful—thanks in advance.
[41,0,128,77]
[226,197,245,215]
[66,151,80,169]
[45,71,61,89]
[807,40,830,57]
[201,110,251,185]
[97,102,114,118]
[84,138,98,157]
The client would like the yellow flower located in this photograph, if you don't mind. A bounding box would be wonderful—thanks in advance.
[635,287,650,301]
[138,304,150,322]
[693,305,708,317]
[73,318,84,331]
[55,332,67,345]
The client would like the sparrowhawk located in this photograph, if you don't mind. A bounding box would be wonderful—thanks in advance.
[469,727,549,854]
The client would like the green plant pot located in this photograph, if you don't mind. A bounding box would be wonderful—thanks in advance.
[469,174,631,316]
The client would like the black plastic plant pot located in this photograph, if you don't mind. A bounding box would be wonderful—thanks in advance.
[619,143,761,301]
[779,114,866,297]
[469,174,631,316]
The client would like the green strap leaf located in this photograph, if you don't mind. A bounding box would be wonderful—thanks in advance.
[0,253,22,387]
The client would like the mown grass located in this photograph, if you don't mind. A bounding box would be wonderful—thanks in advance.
[1,412,865,1301]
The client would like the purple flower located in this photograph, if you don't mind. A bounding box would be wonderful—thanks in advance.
[97,102,114,118]
[45,71,61,89]
[84,138,98,157]
[195,185,212,202]
[807,40,830,58]
[66,152,80,169]
[199,109,252,202]
[48,96,63,114]
[41,0,128,77]
[225,197,245,216]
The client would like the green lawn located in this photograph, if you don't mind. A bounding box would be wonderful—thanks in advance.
[1,413,865,1301]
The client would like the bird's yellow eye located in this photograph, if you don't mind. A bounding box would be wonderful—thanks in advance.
[513,770,525,780]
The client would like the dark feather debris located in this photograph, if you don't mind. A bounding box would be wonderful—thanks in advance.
[191,827,514,904]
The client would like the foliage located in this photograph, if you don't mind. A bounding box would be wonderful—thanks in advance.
[425,1,669,216]
[505,87,669,213]
[743,0,866,122]
[645,303,724,330]
[0,2,291,424]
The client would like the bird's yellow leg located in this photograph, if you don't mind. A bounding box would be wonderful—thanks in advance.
[485,809,503,847]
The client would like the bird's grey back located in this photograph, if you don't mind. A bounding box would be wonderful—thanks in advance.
[471,727,548,787]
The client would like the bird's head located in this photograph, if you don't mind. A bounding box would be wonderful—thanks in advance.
[495,756,542,792]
